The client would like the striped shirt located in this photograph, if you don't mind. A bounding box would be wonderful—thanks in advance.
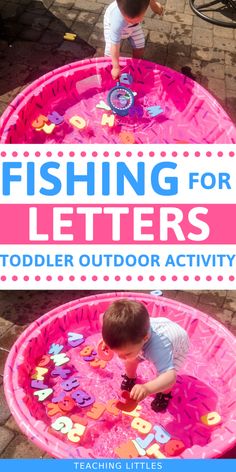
[141,317,189,373]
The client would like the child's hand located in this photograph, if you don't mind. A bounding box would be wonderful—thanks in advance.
[111,66,120,80]
[130,383,149,402]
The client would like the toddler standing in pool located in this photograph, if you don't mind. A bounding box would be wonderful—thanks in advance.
[101,299,189,412]
[104,0,164,79]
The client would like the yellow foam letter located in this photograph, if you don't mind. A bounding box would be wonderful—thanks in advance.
[69,116,86,129]
[101,114,115,127]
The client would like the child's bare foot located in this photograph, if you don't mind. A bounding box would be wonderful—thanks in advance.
[150,0,164,16]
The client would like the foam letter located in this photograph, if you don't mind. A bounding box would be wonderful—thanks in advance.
[31,367,48,380]
[131,417,152,434]
[61,377,80,391]
[34,388,53,401]
[115,440,139,459]
[51,353,70,366]
[146,443,166,459]
[51,416,73,434]
[154,425,171,444]
[87,402,106,419]
[49,343,64,355]
[69,116,86,129]
[101,114,115,127]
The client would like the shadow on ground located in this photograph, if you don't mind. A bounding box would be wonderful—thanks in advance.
[0,0,95,99]
[0,290,109,325]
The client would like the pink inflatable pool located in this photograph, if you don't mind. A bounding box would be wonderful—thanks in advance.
[0,58,235,144]
[4,292,236,459]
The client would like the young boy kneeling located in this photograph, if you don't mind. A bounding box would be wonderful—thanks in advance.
[102,299,189,412]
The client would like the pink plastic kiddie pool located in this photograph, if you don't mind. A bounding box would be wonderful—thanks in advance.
[0,58,235,144]
[4,292,236,459]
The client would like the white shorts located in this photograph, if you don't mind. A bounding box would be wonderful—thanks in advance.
[104,2,145,56]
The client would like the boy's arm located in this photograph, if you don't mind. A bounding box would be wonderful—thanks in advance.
[145,369,176,394]
[111,43,121,80]
[130,369,176,401]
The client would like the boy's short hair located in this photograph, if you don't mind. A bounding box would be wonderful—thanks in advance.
[117,0,150,18]
[102,299,150,349]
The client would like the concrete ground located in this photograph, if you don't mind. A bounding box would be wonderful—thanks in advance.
[0,0,236,124]
[0,289,235,458]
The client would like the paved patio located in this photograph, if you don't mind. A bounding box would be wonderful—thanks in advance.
[0,289,235,458]
[0,0,236,123]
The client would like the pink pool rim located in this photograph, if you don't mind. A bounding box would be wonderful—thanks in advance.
[0,57,235,144]
[4,292,236,459]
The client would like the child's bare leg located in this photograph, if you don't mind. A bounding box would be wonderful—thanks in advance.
[124,358,139,378]
[132,47,145,59]
[150,0,164,15]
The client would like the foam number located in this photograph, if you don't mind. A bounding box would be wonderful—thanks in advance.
[51,353,70,366]
[69,115,86,129]
[80,346,94,357]
[51,416,73,434]
[101,114,115,127]
[201,411,221,426]
[87,402,106,420]
[36,123,55,134]
[131,417,152,435]
[97,340,114,361]
[47,111,64,125]
[34,388,53,402]
[116,391,138,413]
[136,433,154,449]
[31,380,48,390]
[61,376,80,391]
[163,439,185,456]
[115,440,139,459]
[58,396,75,412]
[90,358,107,369]
[49,343,64,355]
[38,355,51,367]
[32,115,49,129]
[71,389,95,407]
[31,367,48,380]
[67,423,86,443]
[68,332,85,348]
[146,443,166,459]
[147,105,163,117]
[51,367,71,379]
[153,425,171,444]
